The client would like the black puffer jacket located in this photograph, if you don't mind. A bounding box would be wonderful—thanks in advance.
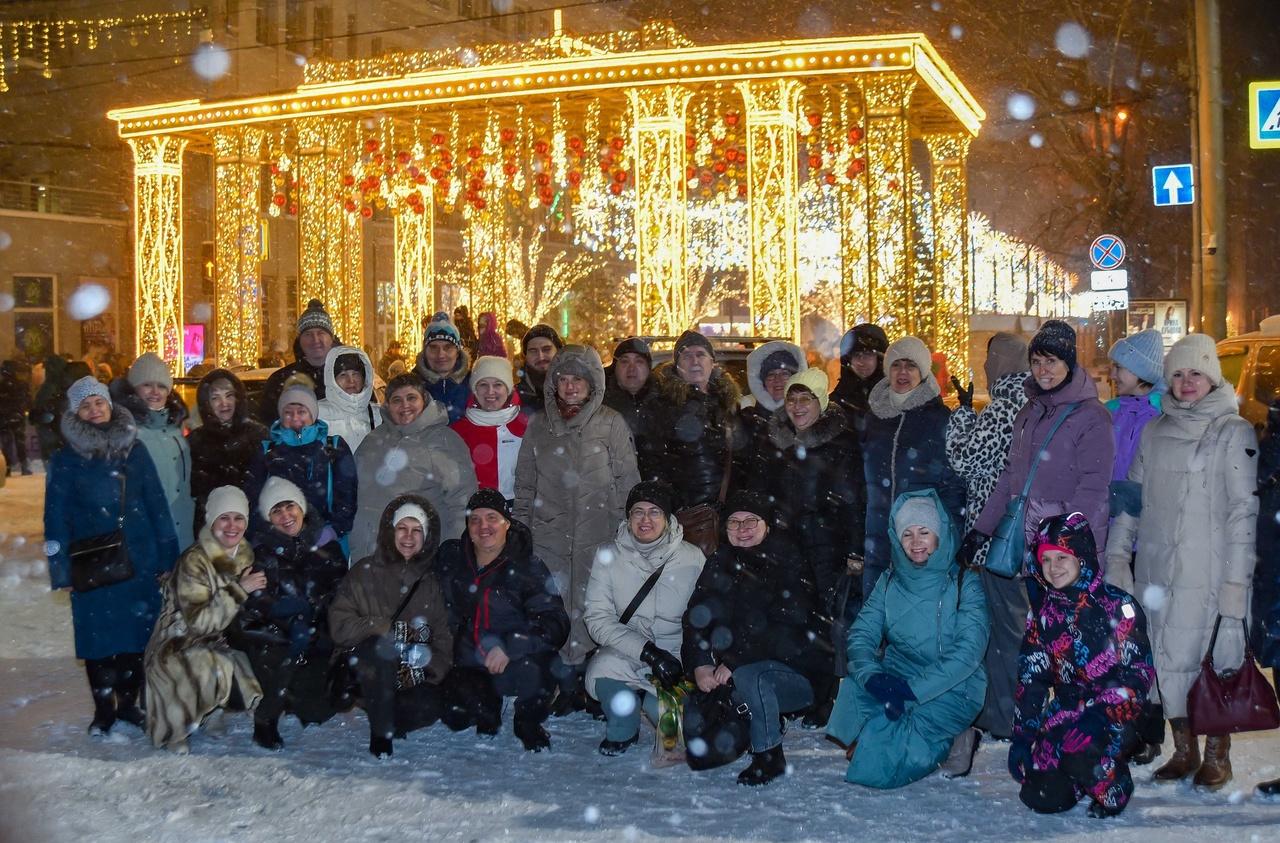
[636,364,741,510]
[748,405,865,597]
[258,334,336,425]
[830,365,883,439]
[681,529,831,686]
[251,513,348,611]
[189,369,268,530]
[602,365,652,442]
[436,519,570,670]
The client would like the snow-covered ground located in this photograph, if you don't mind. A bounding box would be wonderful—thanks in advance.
[1,473,1277,843]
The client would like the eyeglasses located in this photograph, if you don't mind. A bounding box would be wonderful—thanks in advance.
[784,393,818,408]
[725,516,762,531]
[629,507,664,521]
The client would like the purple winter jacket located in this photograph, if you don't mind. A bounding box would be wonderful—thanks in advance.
[974,367,1115,556]
[1105,393,1162,482]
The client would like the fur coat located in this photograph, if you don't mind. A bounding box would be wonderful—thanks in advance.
[144,531,263,750]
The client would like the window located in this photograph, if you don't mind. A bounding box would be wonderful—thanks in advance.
[257,1,276,46]
[346,13,357,59]
[1254,346,1280,405]
[1217,348,1247,388]
[313,6,333,57]
[225,0,241,35]
[285,0,305,50]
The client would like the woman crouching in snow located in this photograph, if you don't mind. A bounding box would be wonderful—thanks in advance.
[144,486,264,753]
[1010,512,1154,818]
[825,489,988,788]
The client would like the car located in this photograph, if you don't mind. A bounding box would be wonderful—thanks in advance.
[174,366,279,429]
[635,335,794,390]
[1216,315,1280,434]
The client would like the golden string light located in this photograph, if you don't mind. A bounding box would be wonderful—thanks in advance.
[128,135,188,373]
[213,126,266,366]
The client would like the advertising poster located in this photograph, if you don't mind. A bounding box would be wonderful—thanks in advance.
[1127,299,1187,349]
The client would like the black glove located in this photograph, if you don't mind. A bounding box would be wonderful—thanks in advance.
[640,642,683,689]
[951,376,974,409]
[1008,739,1033,783]
[957,529,987,568]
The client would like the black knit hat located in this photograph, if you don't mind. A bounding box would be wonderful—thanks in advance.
[724,489,774,522]
[612,337,652,367]
[626,480,676,520]
[296,299,335,337]
[1028,319,1078,372]
[522,324,564,354]
[839,323,889,363]
[466,488,511,520]
[333,353,364,377]
[759,348,801,379]
[674,329,714,360]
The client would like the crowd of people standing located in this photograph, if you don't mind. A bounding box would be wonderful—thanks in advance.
[24,297,1280,816]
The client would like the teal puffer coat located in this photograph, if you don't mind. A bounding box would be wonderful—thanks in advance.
[826,488,989,788]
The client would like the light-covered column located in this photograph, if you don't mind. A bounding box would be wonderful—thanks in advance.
[393,190,434,351]
[736,79,803,341]
[128,135,188,372]
[628,85,692,336]
[297,118,363,345]
[213,126,265,366]
[925,132,972,376]
[861,75,917,332]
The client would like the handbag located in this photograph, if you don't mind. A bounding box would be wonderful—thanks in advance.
[984,402,1080,579]
[676,442,733,558]
[328,571,433,704]
[68,471,134,592]
[1187,615,1280,736]
[682,681,752,771]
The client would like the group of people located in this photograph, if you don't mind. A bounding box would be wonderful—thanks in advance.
[37,298,1280,816]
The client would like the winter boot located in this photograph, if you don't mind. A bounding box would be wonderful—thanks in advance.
[1256,777,1280,797]
[1129,741,1161,766]
[112,653,146,728]
[1193,735,1232,791]
[253,717,284,751]
[1153,718,1200,782]
[940,728,981,779]
[737,746,787,786]
[369,734,393,759]
[1087,799,1121,819]
[801,676,835,729]
[84,658,117,736]
[513,717,551,752]
[598,734,639,756]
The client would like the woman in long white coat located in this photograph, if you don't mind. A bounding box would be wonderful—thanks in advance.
[1105,333,1257,790]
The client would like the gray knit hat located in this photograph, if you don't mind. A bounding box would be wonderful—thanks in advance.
[1109,329,1166,390]
[296,299,335,337]
[893,496,941,539]
[126,352,173,391]
[67,375,111,412]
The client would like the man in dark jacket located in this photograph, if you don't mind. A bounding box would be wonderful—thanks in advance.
[637,330,741,511]
[30,355,91,460]
[830,323,888,438]
[259,299,340,425]
[437,488,570,752]
[514,324,563,414]
[602,336,652,440]
[0,359,33,475]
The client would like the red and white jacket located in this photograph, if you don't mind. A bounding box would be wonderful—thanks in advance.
[450,393,529,500]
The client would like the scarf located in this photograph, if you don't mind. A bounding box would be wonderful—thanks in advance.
[555,395,585,421]
[465,403,521,428]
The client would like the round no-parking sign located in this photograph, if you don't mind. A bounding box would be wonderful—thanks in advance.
[1090,234,1126,270]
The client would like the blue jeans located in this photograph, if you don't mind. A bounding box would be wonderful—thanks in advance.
[730,661,814,752]
[596,678,660,742]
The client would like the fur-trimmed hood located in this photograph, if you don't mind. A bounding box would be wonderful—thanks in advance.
[110,377,188,427]
[543,344,607,434]
[371,492,442,572]
[415,344,471,386]
[766,403,850,450]
[745,340,804,411]
[651,360,742,418]
[59,403,137,460]
[195,368,261,432]
[868,374,942,420]
[320,345,376,414]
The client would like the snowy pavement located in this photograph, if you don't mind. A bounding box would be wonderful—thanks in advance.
[1,473,1277,842]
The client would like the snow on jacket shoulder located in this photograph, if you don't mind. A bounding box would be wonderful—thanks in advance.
[584,519,704,697]
[317,345,382,453]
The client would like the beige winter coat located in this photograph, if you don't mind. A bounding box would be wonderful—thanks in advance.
[1104,385,1257,718]
[513,346,640,665]
[144,531,263,750]
[583,519,704,697]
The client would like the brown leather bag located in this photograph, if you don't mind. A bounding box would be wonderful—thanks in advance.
[675,445,732,558]
[1187,616,1280,736]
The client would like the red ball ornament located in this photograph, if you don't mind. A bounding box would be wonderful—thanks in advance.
[724,112,740,127]
[535,172,551,186]
[360,206,374,218]
[847,127,865,144]
[503,162,519,177]
[272,193,286,207]
[396,150,412,165]
[568,136,584,151]
[364,138,380,153]
[806,112,822,128]
[431,133,446,146]
[808,155,823,169]
[567,170,582,186]
[713,161,727,175]
[533,139,549,155]
[685,166,696,181]
[849,158,867,175]
[474,197,487,210]
[737,183,748,198]
[343,199,357,213]
[610,136,625,152]
[609,182,624,196]
[467,145,482,159]
[288,204,298,215]
[699,171,714,185]
[824,173,837,186]
[430,166,445,180]
[613,169,628,184]
[685,135,697,151]
[725,148,739,163]
[342,174,356,187]
[500,127,516,144]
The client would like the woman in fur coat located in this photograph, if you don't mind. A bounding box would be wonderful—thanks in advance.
[145,486,264,753]
[44,376,180,736]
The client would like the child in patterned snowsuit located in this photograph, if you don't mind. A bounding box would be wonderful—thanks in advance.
[1009,512,1155,817]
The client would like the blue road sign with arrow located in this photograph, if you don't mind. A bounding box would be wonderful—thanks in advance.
[1152,164,1195,207]
[1090,234,1126,271]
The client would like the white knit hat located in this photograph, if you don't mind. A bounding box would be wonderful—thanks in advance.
[392,503,430,532]
[205,485,250,527]
[67,375,111,412]
[470,355,515,392]
[127,352,173,391]
[258,475,308,520]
